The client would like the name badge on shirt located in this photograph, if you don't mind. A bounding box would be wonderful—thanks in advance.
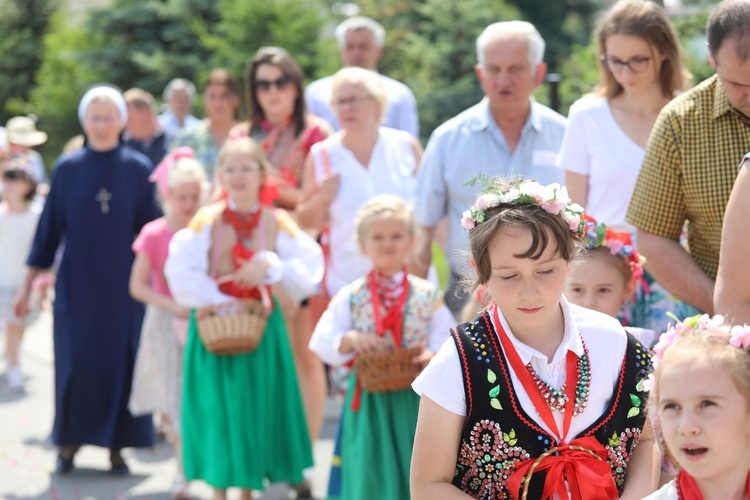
[532,150,559,167]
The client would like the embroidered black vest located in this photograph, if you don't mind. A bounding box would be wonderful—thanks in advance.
[451,312,652,499]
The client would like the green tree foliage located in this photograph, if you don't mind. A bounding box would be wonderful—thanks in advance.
[672,10,713,84]
[85,0,220,98]
[558,41,600,116]
[22,9,105,166]
[504,0,598,70]
[0,0,58,122]
[198,0,334,100]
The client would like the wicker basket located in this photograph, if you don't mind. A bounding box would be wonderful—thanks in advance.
[196,288,272,355]
[354,346,423,393]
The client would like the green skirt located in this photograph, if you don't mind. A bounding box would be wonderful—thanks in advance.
[181,301,313,489]
[331,372,420,499]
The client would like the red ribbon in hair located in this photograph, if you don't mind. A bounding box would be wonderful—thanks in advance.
[149,146,195,198]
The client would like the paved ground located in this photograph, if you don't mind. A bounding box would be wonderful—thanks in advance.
[0,311,338,499]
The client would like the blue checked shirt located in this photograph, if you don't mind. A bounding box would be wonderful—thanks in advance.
[414,98,567,272]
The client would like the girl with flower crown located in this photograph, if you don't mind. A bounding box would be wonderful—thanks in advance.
[127,147,207,498]
[565,216,656,347]
[411,178,659,499]
[164,137,323,499]
[644,314,750,500]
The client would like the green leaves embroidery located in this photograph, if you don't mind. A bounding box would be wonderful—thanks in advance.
[608,432,620,447]
[488,369,502,410]
[627,393,642,418]
[503,429,517,446]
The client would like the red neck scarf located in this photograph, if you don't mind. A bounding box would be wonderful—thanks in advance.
[369,269,410,340]
[490,305,617,500]
[676,470,750,499]
[222,203,262,244]
[218,204,265,300]
[350,269,410,411]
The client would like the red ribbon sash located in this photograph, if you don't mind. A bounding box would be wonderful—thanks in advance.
[492,305,574,443]
[491,305,617,500]
[350,269,410,411]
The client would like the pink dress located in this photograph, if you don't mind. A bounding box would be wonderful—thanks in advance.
[128,218,184,430]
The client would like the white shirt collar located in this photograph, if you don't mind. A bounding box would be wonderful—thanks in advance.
[490,295,584,367]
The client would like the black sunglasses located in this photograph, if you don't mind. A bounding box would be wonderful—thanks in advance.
[254,75,292,92]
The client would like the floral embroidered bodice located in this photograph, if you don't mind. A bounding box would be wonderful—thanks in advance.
[451,312,652,499]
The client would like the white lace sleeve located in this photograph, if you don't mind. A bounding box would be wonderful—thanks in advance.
[164,224,233,308]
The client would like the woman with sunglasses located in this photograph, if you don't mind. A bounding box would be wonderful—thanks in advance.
[556,0,693,334]
[238,47,332,210]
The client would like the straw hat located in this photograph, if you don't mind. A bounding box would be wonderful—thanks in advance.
[6,116,48,147]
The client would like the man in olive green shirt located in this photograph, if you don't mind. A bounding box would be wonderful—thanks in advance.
[626,0,750,314]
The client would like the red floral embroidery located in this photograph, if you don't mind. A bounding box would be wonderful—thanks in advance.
[605,427,642,487]
[456,420,530,499]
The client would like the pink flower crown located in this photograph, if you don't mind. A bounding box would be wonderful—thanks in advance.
[460,177,586,236]
[582,215,645,282]
[643,313,750,391]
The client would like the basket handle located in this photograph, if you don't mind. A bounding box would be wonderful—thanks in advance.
[257,285,273,315]
[520,445,604,500]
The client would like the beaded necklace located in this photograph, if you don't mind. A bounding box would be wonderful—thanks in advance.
[525,341,591,416]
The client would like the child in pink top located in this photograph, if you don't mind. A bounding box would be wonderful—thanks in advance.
[127,148,207,499]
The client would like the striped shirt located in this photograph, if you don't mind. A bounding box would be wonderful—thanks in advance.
[626,75,750,279]
[414,97,567,271]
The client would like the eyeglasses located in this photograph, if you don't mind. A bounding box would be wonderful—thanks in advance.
[600,56,652,73]
[2,169,32,182]
[254,76,292,92]
[332,94,372,109]
[85,115,118,125]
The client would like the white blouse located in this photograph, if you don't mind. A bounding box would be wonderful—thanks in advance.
[308,271,456,366]
[165,210,324,308]
[412,296,629,443]
[556,95,644,230]
[643,481,677,499]
[311,127,417,297]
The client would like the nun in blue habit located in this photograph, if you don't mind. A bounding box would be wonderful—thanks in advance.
[14,85,160,474]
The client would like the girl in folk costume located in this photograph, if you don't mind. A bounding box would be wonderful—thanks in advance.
[164,137,323,499]
[128,147,207,499]
[309,195,454,499]
[411,179,659,499]
[233,46,333,446]
[566,216,657,348]
[644,315,750,500]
